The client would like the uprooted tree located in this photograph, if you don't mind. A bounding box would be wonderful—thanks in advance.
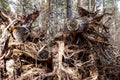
[0,4,120,80]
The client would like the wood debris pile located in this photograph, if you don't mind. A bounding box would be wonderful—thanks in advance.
[0,7,120,80]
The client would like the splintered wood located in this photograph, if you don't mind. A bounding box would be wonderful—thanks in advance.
[53,41,64,80]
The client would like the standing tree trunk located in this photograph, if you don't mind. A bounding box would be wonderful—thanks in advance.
[66,0,72,19]
[47,0,51,27]
[88,0,91,11]
[93,0,97,11]
[101,0,105,13]
[43,0,47,30]
[111,0,116,42]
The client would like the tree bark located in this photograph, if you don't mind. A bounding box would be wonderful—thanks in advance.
[48,0,51,27]
[101,0,105,13]
[43,0,47,30]
[93,0,97,11]
[88,0,92,11]
[66,0,72,19]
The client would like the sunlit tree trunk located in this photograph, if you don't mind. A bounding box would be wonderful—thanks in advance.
[88,0,91,11]
[93,0,97,11]
[101,0,105,13]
